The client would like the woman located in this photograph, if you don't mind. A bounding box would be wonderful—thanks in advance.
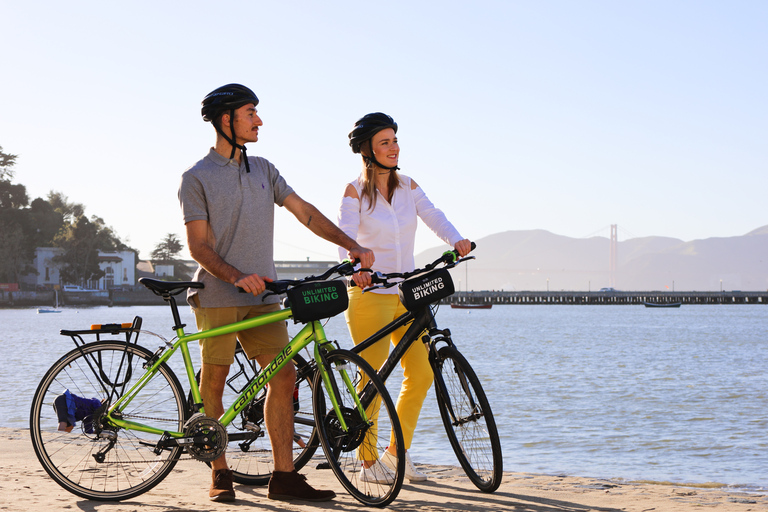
[338,112,471,483]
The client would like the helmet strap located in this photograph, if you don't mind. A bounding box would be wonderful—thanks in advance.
[214,109,251,173]
[365,140,399,171]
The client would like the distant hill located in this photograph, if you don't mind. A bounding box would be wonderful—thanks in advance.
[415,226,768,292]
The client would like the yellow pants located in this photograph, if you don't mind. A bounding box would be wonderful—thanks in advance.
[345,287,433,459]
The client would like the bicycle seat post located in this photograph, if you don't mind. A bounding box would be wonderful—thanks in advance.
[164,293,187,332]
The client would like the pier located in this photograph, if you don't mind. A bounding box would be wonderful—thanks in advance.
[445,290,768,306]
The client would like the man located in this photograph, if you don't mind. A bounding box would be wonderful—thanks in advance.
[178,83,374,502]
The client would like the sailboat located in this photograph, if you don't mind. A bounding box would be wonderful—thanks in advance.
[37,290,62,314]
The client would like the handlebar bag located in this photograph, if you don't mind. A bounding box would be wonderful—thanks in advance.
[398,268,455,311]
[286,280,349,323]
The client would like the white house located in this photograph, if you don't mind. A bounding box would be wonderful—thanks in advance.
[32,247,136,290]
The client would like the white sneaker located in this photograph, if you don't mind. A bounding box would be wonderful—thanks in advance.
[381,449,428,482]
[360,460,395,484]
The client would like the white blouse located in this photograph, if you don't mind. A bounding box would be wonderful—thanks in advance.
[337,175,463,294]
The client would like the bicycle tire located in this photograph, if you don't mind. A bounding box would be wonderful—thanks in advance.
[434,345,503,492]
[193,350,319,485]
[29,340,187,501]
[312,349,405,507]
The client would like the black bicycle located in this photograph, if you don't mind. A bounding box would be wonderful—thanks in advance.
[288,243,503,492]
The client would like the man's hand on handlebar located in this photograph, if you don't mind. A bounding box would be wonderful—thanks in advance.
[347,243,375,270]
[234,273,273,296]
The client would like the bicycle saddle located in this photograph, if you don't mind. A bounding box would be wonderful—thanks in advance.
[139,277,204,295]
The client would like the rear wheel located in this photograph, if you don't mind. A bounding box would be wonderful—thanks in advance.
[313,349,405,507]
[434,345,503,492]
[30,341,186,501]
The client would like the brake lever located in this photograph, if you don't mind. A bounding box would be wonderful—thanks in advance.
[362,283,397,293]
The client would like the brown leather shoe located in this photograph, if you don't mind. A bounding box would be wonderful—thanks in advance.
[209,468,236,502]
[268,470,336,502]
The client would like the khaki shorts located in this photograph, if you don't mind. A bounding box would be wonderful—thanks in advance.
[191,296,289,365]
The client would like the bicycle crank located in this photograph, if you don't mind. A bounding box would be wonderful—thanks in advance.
[323,406,369,452]
[182,414,228,462]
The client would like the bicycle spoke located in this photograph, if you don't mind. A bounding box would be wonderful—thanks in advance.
[30,342,186,501]
[313,349,405,507]
[435,346,502,492]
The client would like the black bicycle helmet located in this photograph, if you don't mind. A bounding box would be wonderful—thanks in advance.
[348,113,399,170]
[201,84,260,172]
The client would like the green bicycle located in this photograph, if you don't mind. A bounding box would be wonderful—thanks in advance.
[29,260,406,507]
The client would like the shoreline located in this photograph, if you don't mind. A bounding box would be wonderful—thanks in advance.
[4,428,766,511]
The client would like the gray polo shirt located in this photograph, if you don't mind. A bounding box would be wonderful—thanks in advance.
[178,148,294,307]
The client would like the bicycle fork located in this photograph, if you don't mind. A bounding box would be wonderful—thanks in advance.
[426,328,481,427]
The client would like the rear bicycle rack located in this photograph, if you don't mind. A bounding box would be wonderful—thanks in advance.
[60,316,144,349]
[59,316,145,403]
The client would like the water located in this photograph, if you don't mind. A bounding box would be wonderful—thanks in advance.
[1,304,766,492]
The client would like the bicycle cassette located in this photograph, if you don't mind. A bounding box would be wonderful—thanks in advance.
[183,414,228,462]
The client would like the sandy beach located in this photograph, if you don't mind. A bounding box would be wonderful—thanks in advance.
[2,428,764,512]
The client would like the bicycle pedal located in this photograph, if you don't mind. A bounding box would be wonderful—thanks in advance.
[243,422,262,433]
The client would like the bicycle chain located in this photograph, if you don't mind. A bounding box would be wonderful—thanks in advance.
[121,413,181,423]
[90,413,193,464]
[100,416,272,465]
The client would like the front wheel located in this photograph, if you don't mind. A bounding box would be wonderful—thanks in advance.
[29,341,187,501]
[313,349,405,507]
[434,345,503,492]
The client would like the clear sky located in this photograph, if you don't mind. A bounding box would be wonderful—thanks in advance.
[2,1,766,262]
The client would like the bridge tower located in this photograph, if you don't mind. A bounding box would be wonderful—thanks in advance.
[609,224,617,288]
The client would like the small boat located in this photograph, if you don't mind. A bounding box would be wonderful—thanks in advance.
[450,304,492,309]
[644,302,681,308]
[38,290,62,313]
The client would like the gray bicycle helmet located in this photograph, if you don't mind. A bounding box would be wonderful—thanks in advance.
[201,84,259,172]
[348,113,399,170]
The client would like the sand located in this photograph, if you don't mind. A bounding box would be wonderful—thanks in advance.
[2,428,765,511]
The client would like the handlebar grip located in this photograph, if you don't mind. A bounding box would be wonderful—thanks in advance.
[237,282,280,293]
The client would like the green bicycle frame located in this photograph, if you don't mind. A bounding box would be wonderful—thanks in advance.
[105,307,358,438]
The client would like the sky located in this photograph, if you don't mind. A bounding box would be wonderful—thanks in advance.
[1,1,766,262]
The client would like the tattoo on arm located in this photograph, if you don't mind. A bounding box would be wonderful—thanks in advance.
[306,215,312,227]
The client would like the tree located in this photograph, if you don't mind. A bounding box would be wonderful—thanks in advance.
[0,146,17,181]
[47,191,84,224]
[52,215,106,286]
[0,146,31,283]
[151,233,184,263]
[150,233,191,280]
[0,145,137,287]
[0,219,25,283]
[0,147,28,211]
[27,198,65,249]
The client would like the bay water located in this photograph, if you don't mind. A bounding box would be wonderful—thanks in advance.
[1,304,765,492]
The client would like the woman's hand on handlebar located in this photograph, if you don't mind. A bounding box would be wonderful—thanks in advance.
[351,270,373,289]
[454,239,473,258]
[234,273,272,296]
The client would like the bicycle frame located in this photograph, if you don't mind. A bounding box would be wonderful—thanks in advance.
[351,305,453,409]
[105,307,352,439]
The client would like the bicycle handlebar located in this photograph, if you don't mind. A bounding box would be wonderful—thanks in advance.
[362,241,476,291]
[239,240,476,296]
[237,259,357,297]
